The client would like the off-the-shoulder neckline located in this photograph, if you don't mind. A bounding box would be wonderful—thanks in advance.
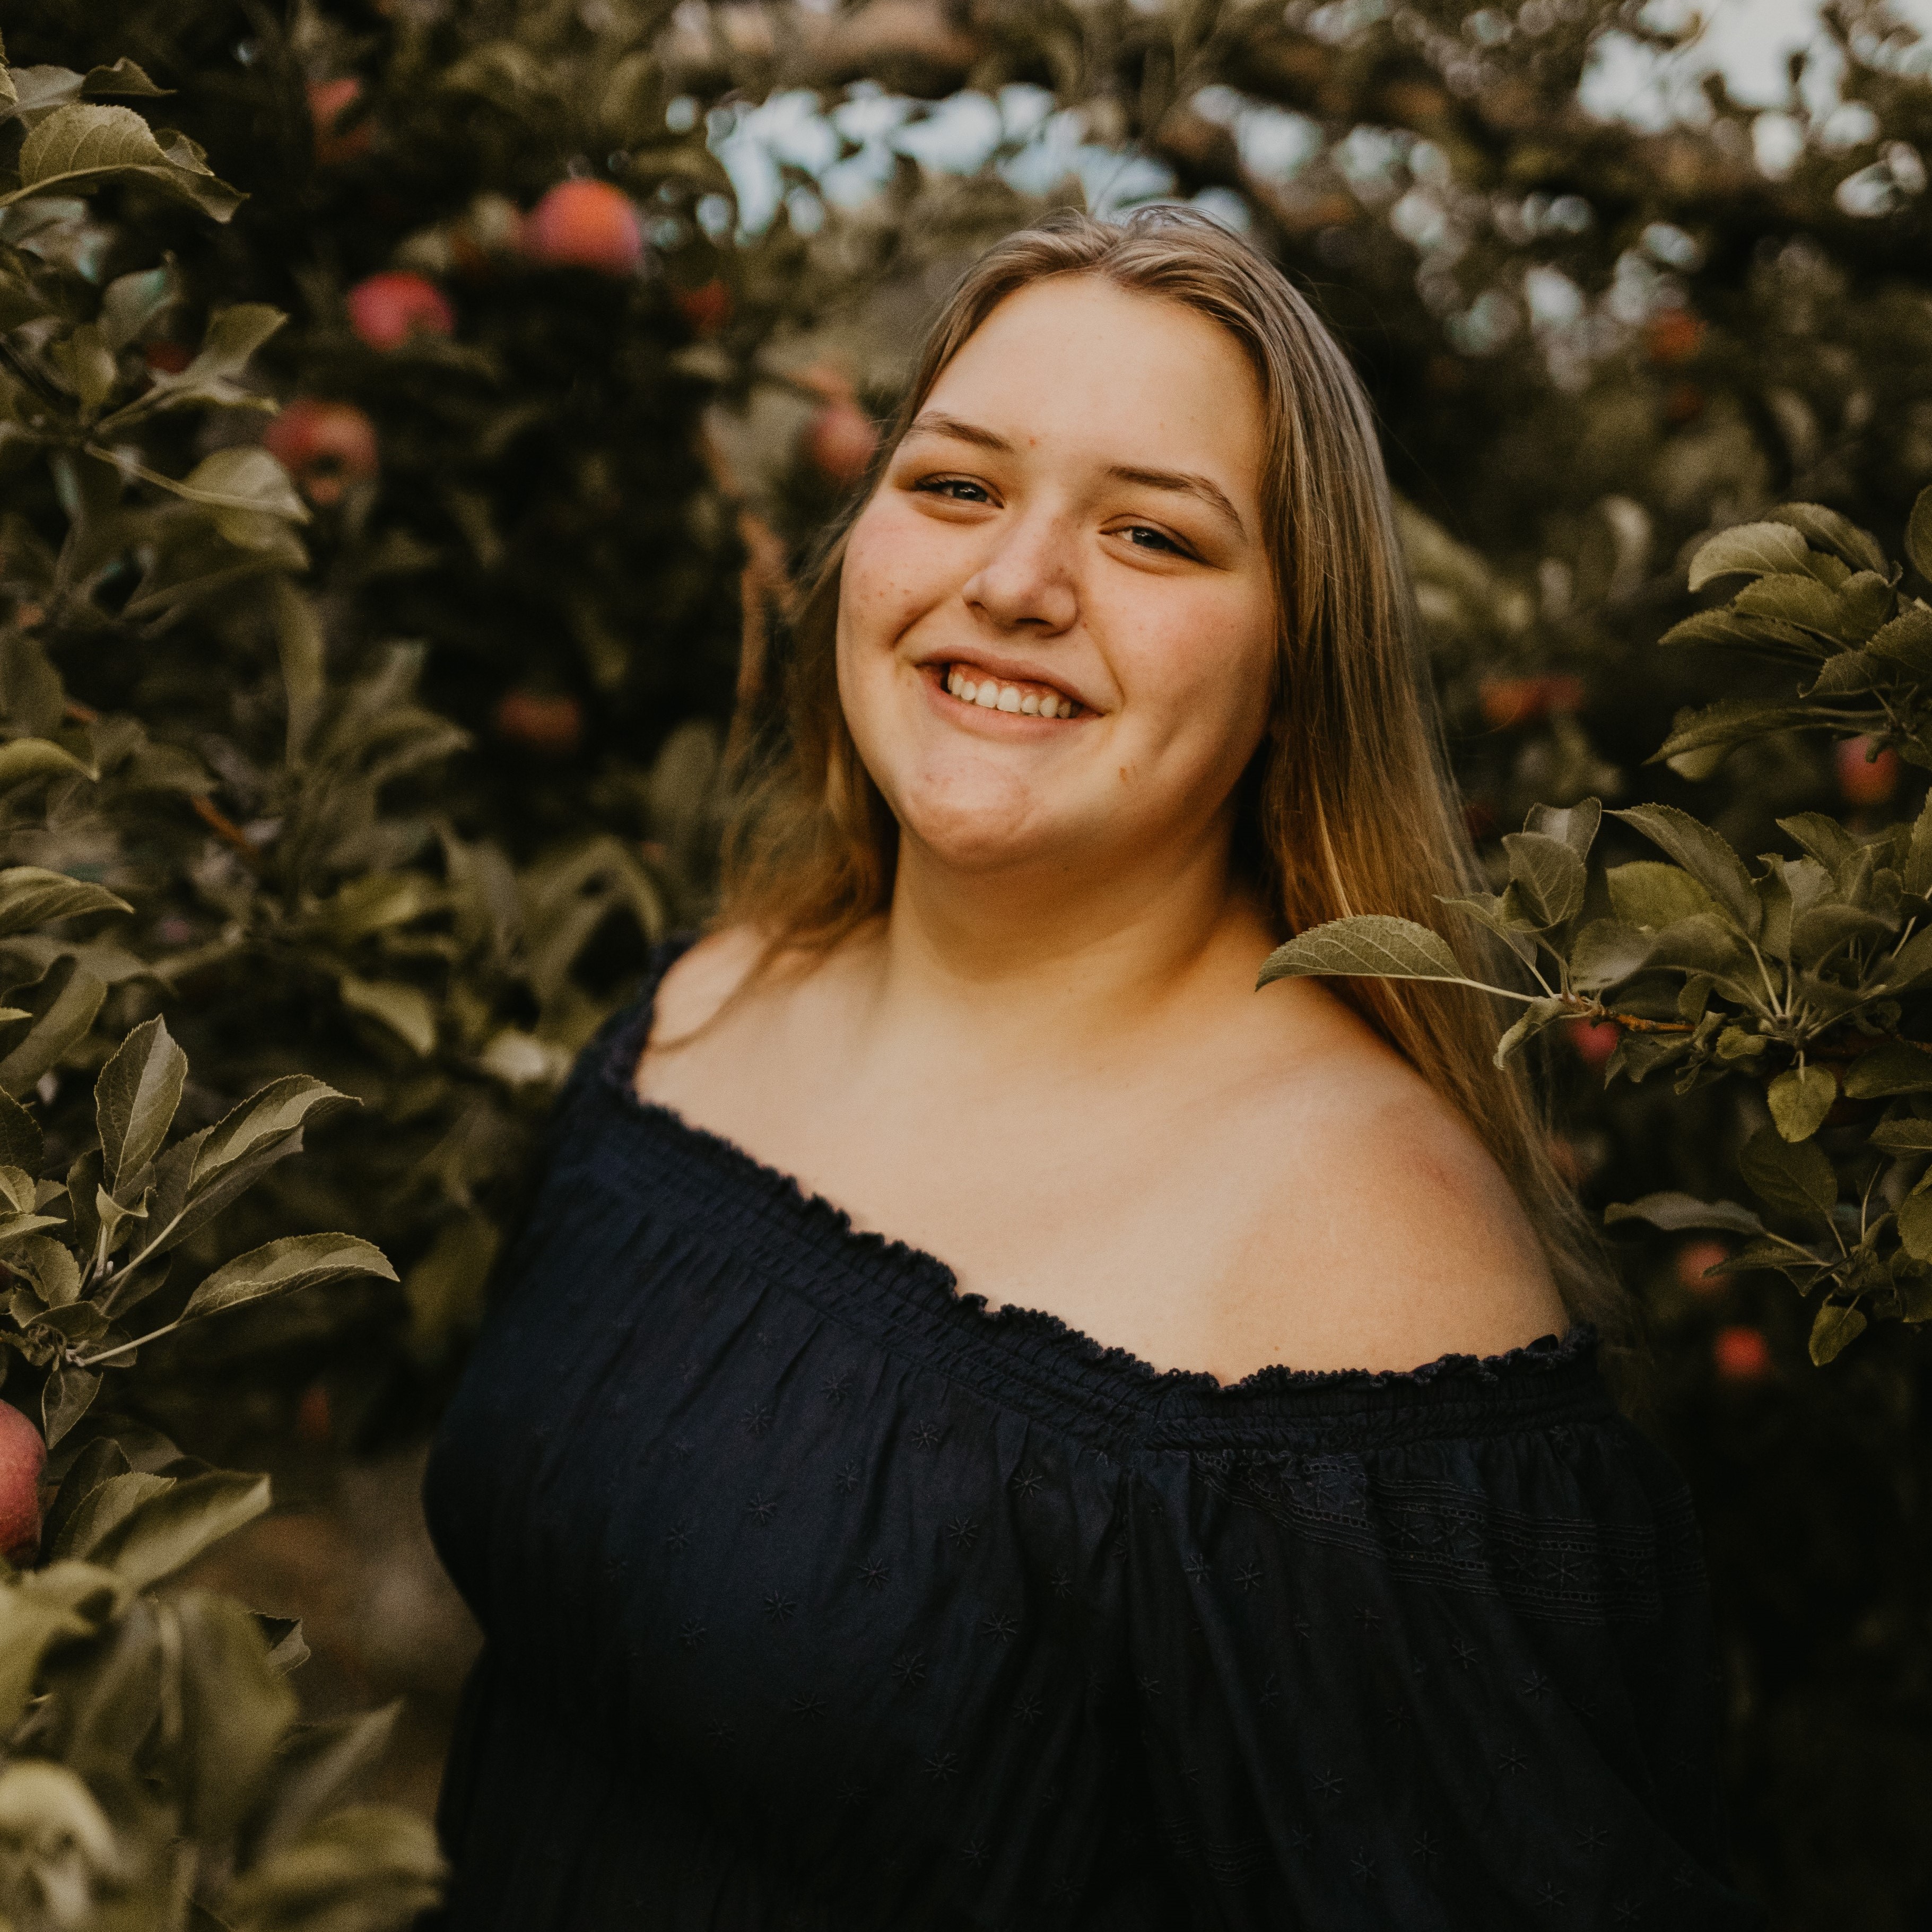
[590,935,1599,1415]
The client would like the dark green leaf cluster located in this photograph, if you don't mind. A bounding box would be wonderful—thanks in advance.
[1263,497,1932,1364]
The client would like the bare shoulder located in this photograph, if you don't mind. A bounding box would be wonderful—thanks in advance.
[647,924,769,1045]
[1223,996,1568,1375]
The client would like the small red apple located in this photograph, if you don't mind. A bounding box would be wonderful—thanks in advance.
[1837,735,1899,808]
[1567,1018,1621,1068]
[143,341,193,375]
[309,77,372,167]
[295,1382,332,1446]
[674,279,732,337]
[494,690,584,755]
[1675,1238,1729,1295]
[347,271,455,352]
[1663,381,1704,426]
[523,181,644,276]
[1713,1324,1773,1383]
[806,399,880,486]
[264,398,379,507]
[1645,309,1704,367]
[1477,673,1585,730]
[0,1402,46,1566]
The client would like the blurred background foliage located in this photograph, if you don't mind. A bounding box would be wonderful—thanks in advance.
[3,0,1931,1922]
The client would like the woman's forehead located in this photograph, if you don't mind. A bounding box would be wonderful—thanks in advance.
[920,277,1264,479]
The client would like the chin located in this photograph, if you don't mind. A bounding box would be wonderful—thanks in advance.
[892,780,1064,875]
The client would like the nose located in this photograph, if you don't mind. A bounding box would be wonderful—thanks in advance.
[960,509,1077,636]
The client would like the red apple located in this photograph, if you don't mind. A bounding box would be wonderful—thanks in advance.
[523,181,644,276]
[1663,381,1704,426]
[264,398,379,507]
[494,690,584,755]
[1675,1238,1730,1295]
[1567,1018,1621,1068]
[309,77,372,167]
[143,341,193,375]
[347,271,455,352]
[296,1382,332,1446]
[1646,309,1704,367]
[0,1402,46,1565]
[1837,735,1899,808]
[806,399,880,486]
[674,279,732,337]
[1713,1324,1773,1383]
[1477,673,1586,730]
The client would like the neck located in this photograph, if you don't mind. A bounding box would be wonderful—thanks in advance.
[867,819,1277,1051]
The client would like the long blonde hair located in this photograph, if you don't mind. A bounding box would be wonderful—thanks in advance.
[719,205,1620,1336]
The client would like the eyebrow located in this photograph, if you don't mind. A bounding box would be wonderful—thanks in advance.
[903,411,1247,538]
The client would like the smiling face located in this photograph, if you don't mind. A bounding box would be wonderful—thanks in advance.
[835,274,1277,892]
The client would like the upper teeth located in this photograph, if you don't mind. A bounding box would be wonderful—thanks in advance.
[944,666,1076,718]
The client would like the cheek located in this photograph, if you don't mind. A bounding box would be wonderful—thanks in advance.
[1126,590,1277,772]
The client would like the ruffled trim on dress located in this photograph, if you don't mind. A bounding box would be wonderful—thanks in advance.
[590,936,1607,1444]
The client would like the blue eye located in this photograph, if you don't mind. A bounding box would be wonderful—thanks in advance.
[1125,526,1186,555]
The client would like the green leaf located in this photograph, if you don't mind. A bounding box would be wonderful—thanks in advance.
[0,1091,41,1173]
[1501,832,1585,928]
[1609,805,1759,935]
[192,1076,352,1186]
[0,866,128,936]
[1863,604,1932,677]
[1658,606,1824,659]
[1769,1064,1838,1142]
[1791,902,1896,971]
[99,302,285,429]
[271,577,325,763]
[83,1469,268,1590]
[1867,1116,1932,1152]
[55,1470,175,1564]
[0,959,106,1100]
[220,1805,447,1931]
[6,104,242,219]
[1605,861,1718,930]
[1776,813,1860,881]
[1802,649,1887,697]
[338,977,439,1056]
[140,446,308,524]
[0,740,92,794]
[1493,995,1569,1067]
[175,1592,299,1838]
[40,1363,99,1449]
[0,1587,93,1731]
[1897,1186,1932,1261]
[180,1233,397,1324]
[1767,502,1888,576]
[79,58,170,99]
[1522,797,1602,861]
[1738,1125,1839,1220]
[1567,920,1652,992]
[1907,485,1932,582]
[1843,1039,1932,1096]
[1258,915,1482,990]
[1808,1300,1866,1365]
[92,1016,186,1189]
[7,1235,80,1308]
[249,1705,402,1861]
[1603,1192,1764,1235]
[1687,520,1813,591]
[1733,572,1850,642]
[1653,699,1819,778]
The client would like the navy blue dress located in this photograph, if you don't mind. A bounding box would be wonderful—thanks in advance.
[421,941,1763,1929]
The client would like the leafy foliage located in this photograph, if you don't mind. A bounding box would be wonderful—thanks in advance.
[1263,497,1932,1365]
[4,0,1932,1919]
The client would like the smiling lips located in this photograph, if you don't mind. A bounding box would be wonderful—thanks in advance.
[942,663,1084,719]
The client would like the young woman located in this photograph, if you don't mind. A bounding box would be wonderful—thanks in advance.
[423,208,1762,1929]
